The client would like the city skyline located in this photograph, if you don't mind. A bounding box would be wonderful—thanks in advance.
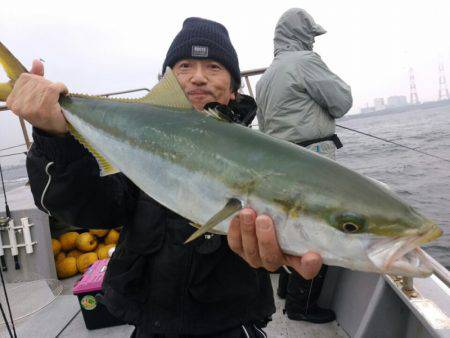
[359,63,450,112]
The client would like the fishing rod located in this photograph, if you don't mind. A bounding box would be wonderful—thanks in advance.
[336,124,450,164]
[0,269,15,338]
[0,301,13,338]
[0,164,16,338]
[0,152,27,159]
[0,144,26,153]
[0,164,8,272]
[0,165,19,271]
[0,164,10,226]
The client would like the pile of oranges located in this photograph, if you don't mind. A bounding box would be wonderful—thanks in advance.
[51,228,120,279]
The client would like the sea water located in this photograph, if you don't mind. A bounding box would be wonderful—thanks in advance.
[337,105,450,269]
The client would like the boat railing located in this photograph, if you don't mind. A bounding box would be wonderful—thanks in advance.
[419,248,450,288]
[1,68,449,289]
[240,67,267,98]
[95,87,150,97]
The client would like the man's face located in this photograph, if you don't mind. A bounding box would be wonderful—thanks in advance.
[172,59,236,111]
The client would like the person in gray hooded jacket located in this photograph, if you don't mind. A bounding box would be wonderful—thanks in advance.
[256,7,352,159]
[256,8,353,324]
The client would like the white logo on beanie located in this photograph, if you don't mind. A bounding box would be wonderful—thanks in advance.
[191,45,209,58]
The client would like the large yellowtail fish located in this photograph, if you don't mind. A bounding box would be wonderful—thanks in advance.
[0,42,442,277]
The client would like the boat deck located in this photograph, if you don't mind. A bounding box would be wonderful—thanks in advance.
[0,275,348,338]
[2,186,450,337]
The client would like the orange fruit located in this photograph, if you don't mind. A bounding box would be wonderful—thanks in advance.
[67,249,83,258]
[55,251,66,262]
[89,229,109,237]
[51,238,61,256]
[56,257,78,279]
[96,243,105,255]
[77,252,98,273]
[75,232,98,252]
[59,232,79,252]
[97,244,116,260]
[104,229,120,245]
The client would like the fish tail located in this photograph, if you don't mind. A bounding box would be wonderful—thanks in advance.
[0,41,28,101]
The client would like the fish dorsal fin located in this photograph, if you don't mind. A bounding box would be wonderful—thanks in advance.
[65,68,191,177]
[184,198,243,243]
[67,124,119,176]
[135,68,193,109]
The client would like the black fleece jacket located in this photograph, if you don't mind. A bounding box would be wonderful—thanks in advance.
[26,95,275,335]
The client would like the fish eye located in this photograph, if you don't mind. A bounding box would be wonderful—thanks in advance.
[342,222,360,233]
[332,212,366,234]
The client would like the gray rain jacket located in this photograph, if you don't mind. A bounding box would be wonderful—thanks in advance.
[256,8,353,144]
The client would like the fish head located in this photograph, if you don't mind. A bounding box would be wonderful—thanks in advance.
[284,172,443,277]
[324,206,442,277]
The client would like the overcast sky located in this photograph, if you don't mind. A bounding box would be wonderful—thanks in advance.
[1,0,450,165]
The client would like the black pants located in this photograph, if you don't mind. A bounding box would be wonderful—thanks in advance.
[280,265,328,313]
[131,322,268,338]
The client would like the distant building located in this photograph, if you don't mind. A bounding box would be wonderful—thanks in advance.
[360,106,375,114]
[374,98,385,111]
[387,95,408,107]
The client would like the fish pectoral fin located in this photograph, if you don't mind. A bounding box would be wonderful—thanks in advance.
[136,67,193,109]
[201,107,232,122]
[68,124,119,176]
[189,222,201,229]
[184,198,243,243]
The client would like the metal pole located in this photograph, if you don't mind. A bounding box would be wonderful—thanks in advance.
[18,117,31,150]
[244,76,254,98]
[97,87,150,97]
[0,105,31,150]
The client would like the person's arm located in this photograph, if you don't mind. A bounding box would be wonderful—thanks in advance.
[256,106,265,131]
[8,60,137,229]
[301,54,353,118]
[26,129,138,229]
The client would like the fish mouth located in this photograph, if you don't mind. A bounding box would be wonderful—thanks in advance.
[367,224,442,277]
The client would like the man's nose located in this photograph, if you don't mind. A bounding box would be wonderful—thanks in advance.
[190,64,207,85]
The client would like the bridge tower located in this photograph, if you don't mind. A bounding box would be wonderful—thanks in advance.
[409,68,420,104]
[438,63,450,100]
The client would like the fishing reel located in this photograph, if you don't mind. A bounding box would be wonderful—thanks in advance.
[0,216,10,227]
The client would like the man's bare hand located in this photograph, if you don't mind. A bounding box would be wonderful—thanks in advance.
[227,208,322,280]
[6,59,68,135]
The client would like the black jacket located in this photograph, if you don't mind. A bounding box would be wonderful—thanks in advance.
[26,95,275,335]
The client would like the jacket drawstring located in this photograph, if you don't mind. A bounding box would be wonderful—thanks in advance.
[40,162,54,216]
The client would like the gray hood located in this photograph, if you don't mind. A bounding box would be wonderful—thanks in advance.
[274,8,326,56]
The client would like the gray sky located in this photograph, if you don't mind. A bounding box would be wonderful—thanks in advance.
[1,0,450,165]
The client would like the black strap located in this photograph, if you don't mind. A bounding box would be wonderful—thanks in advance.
[295,134,343,149]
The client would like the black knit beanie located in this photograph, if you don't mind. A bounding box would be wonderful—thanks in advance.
[162,17,241,90]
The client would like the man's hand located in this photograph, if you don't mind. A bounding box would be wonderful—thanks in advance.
[227,208,322,280]
[6,59,68,135]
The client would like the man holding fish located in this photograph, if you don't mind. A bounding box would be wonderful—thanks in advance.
[5,17,323,337]
[2,11,441,337]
